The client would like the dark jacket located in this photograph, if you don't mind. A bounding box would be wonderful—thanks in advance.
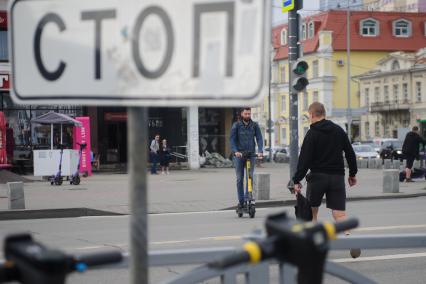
[402,131,425,157]
[292,119,357,184]
[230,120,263,154]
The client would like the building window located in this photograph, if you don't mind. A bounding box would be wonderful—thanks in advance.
[281,127,287,142]
[280,65,286,83]
[365,88,370,106]
[301,23,307,40]
[393,19,411,37]
[360,18,379,36]
[280,28,287,46]
[416,82,422,102]
[365,122,370,138]
[308,21,315,38]
[303,92,308,110]
[374,87,380,102]
[281,95,286,113]
[393,84,399,102]
[0,31,8,61]
[375,121,380,137]
[313,91,319,102]
[384,124,390,137]
[312,60,319,78]
[391,60,400,71]
[403,83,408,102]
[384,85,389,103]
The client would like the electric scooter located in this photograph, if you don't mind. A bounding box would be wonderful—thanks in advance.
[49,144,64,186]
[236,151,258,218]
[70,143,87,185]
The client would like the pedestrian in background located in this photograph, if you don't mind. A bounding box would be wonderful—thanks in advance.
[402,126,426,182]
[150,134,160,175]
[159,139,171,175]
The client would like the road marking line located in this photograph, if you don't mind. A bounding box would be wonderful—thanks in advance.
[332,252,426,263]
[356,224,426,232]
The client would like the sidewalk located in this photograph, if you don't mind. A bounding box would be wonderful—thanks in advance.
[1,163,426,218]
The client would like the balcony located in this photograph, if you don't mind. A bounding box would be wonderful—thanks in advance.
[369,100,410,112]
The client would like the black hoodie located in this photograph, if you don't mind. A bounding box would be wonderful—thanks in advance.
[292,119,357,184]
[402,131,425,157]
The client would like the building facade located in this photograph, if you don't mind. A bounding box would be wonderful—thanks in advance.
[364,0,426,12]
[266,10,426,146]
[357,49,426,140]
[320,0,365,10]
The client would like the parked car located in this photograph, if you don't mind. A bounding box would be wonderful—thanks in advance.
[273,146,290,163]
[262,146,290,163]
[353,145,380,160]
[379,140,404,161]
[352,141,378,153]
[372,138,398,153]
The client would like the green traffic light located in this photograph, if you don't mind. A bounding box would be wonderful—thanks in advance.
[293,61,309,75]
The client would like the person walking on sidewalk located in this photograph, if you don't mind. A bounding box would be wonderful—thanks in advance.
[150,134,160,175]
[292,102,358,225]
[230,108,263,210]
[159,139,172,175]
[402,126,426,182]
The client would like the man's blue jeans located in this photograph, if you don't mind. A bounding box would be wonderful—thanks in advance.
[150,152,158,174]
[233,156,256,205]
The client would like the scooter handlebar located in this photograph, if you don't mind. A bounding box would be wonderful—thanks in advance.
[333,218,359,234]
[73,251,123,271]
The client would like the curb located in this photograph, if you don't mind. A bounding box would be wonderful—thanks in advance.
[222,192,426,210]
[0,208,124,221]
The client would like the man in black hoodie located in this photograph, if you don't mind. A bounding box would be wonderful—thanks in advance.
[402,126,425,182]
[292,102,358,224]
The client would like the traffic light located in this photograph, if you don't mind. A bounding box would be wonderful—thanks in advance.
[291,59,309,93]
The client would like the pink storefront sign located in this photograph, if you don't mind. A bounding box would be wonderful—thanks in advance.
[73,117,92,176]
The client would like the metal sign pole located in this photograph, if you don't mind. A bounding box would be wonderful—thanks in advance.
[128,107,148,284]
[288,8,300,178]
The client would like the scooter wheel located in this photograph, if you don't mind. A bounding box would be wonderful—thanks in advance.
[73,176,80,185]
[249,206,256,218]
[50,181,54,185]
[55,177,63,186]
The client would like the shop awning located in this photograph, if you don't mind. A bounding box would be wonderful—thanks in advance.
[31,111,82,127]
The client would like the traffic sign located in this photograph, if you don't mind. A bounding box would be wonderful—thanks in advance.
[9,0,271,106]
[282,0,294,12]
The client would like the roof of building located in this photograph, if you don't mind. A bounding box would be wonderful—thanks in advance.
[273,10,426,61]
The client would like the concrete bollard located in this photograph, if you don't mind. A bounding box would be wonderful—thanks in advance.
[253,173,270,200]
[368,159,376,169]
[384,159,392,169]
[356,159,368,169]
[7,182,25,210]
[383,170,399,193]
[376,159,383,169]
[392,160,401,170]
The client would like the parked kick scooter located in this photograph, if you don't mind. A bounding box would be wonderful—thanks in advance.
[236,152,259,219]
[70,143,87,185]
[49,144,64,186]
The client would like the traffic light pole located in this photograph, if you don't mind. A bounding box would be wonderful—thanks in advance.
[288,8,300,178]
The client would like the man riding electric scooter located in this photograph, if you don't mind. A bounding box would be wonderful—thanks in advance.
[230,108,263,218]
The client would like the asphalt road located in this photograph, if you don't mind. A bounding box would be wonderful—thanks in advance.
[1,197,426,283]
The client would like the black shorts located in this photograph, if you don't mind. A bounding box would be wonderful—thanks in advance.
[306,172,346,211]
[406,155,415,169]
